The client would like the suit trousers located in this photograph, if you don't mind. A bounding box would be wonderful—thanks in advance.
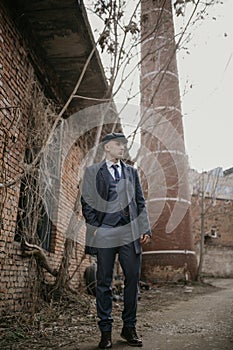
[96,240,141,332]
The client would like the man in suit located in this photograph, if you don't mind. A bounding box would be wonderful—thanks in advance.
[81,132,151,349]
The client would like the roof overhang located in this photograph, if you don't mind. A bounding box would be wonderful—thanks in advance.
[5,0,109,110]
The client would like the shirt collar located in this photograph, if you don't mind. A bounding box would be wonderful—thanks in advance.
[106,159,121,169]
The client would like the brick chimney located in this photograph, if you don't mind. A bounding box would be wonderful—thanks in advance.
[140,0,197,281]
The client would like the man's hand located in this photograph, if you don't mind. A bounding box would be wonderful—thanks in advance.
[140,234,151,245]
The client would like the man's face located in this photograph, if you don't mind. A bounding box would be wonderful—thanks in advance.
[104,140,126,160]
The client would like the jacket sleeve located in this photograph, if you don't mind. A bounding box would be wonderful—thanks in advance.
[81,166,99,228]
[81,166,99,255]
[134,168,152,236]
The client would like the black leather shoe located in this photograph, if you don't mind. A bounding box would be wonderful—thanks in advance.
[121,327,142,347]
[98,331,112,349]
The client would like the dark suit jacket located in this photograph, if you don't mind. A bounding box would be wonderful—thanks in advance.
[81,160,151,255]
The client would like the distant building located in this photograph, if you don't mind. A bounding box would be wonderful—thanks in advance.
[190,168,233,277]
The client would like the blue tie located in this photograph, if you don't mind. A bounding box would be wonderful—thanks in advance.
[111,164,120,182]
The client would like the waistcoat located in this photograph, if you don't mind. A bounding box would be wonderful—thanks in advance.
[102,167,130,226]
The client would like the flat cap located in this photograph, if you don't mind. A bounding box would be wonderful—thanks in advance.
[101,132,128,145]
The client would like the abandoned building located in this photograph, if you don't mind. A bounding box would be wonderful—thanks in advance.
[0,0,201,315]
[2,0,227,315]
[0,0,119,313]
[190,167,233,277]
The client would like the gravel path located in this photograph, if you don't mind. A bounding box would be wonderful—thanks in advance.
[80,279,233,350]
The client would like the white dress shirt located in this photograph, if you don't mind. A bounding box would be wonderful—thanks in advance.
[106,159,122,180]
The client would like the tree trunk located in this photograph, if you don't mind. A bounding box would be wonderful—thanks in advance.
[53,238,75,293]
[196,182,205,281]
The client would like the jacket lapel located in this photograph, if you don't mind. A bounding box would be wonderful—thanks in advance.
[121,161,133,182]
[97,161,110,199]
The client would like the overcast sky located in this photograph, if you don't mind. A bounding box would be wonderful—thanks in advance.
[176,0,233,172]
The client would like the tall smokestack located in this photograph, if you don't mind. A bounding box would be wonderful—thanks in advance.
[140,0,197,281]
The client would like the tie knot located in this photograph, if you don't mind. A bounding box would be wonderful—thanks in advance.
[111,164,119,170]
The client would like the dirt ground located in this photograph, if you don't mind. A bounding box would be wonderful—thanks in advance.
[1,278,233,349]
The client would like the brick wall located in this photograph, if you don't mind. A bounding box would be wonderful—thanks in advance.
[192,196,233,277]
[0,2,35,312]
[192,197,233,247]
[0,2,90,313]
